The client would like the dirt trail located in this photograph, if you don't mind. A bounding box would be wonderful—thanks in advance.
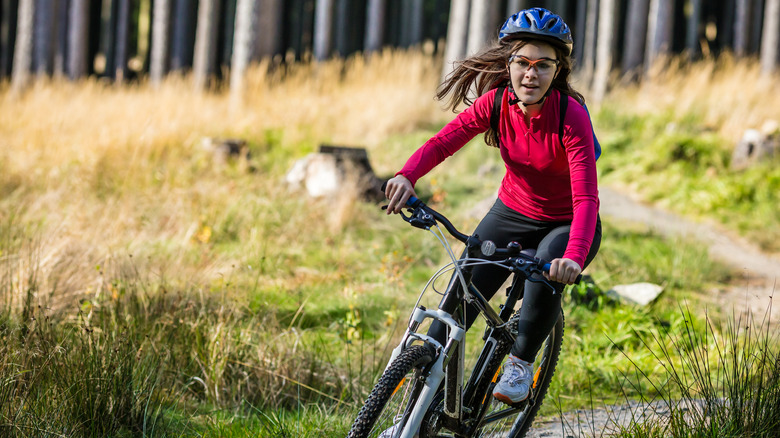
[599,185,778,323]
[523,185,779,438]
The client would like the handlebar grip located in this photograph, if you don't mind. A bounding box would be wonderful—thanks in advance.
[380,180,422,208]
[541,263,583,284]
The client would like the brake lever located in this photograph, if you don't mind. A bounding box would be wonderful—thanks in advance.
[525,275,558,294]
[405,208,436,229]
[399,207,413,223]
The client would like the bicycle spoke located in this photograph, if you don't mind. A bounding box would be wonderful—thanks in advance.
[370,372,418,435]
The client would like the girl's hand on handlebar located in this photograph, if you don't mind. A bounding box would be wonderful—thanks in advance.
[545,258,582,285]
[385,175,417,214]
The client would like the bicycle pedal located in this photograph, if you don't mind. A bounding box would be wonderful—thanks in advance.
[508,397,532,409]
[493,388,534,409]
[506,397,529,408]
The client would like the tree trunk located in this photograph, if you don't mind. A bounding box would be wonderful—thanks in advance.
[751,0,765,55]
[230,0,258,100]
[221,0,237,66]
[364,0,385,53]
[335,0,351,53]
[150,0,171,86]
[67,0,89,79]
[581,0,599,86]
[505,0,528,16]
[139,0,153,75]
[572,0,587,69]
[734,0,751,56]
[87,0,102,76]
[621,0,649,80]
[11,0,32,93]
[313,0,334,60]
[405,0,423,48]
[34,0,56,77]
[441,0,469,81]
[718,0,737,50]
[431,0,448,53]
[193,0,221,89]
[170,0,197,71]
[685,0,702,58]
[593,0,616,103]
[645,0,675,73]
[103,0,118,78]
[466,0,499,55]
[397,0,408,47]
[256,0,283,59]
[552,0,568,19]
[52,0,67,77]
[761,0,780,74]
[1,0,19,79]
[114,0,131,82]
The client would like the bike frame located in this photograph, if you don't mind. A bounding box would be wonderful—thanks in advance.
[382,218,547,438]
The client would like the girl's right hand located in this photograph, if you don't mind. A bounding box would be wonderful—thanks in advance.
[385,175,417,214]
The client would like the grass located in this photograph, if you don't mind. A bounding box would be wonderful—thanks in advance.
[607,306,780,437]
[1,48,778,435]
[592,54,780,252]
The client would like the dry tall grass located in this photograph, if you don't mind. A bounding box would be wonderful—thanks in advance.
[3,49,778,314]
[3,49,779,313]
[601,54,780,141]
[0,49,444,313]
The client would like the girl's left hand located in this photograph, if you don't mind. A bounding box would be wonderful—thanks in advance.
[545,258,582,285]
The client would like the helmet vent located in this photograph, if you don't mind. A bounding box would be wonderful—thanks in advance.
[498,7,574,55]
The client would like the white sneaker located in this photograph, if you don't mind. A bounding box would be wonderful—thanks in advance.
[492,354,534,405]
[378,421,418,438]
[378,423,400,438]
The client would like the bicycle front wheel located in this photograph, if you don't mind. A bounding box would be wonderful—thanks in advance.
[347,345,435,438]
[475,311,564,437]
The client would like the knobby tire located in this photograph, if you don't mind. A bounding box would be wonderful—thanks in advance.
[347,345,434,438]
[477,311,565,438]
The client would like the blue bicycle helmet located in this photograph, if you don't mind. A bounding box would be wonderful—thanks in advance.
[499,8,573,55]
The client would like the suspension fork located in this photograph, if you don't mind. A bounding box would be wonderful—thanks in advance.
[444,307,465,418]
[390,306,466,438]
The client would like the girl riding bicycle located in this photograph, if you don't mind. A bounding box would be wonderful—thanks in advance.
[384,7,601,406]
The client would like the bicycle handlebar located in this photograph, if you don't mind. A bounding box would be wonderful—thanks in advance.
[381,181,582,284]
[405,195,471,243]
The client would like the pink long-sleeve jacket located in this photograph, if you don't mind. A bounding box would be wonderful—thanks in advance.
[398,88,599,268]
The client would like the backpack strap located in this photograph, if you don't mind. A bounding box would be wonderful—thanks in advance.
[558,90,568,149]
[490,85,506,147]
[558,92,602,160]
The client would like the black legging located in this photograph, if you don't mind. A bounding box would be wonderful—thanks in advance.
[428,199,601,362]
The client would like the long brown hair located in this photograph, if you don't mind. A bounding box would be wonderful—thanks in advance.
[437,37,585,148]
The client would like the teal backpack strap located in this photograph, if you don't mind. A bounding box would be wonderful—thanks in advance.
[583,103,602,160]
[560,92,603,161]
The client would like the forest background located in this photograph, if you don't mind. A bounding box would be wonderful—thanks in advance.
[1,0,780,437]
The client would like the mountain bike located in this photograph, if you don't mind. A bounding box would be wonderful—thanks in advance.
[346,194,578,438]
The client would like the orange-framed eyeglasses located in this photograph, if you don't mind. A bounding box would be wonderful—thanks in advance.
[508,55,559,74]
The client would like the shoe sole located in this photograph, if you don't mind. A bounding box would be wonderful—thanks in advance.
[492,390,529,406]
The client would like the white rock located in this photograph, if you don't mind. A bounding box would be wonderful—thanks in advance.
[285,153,350,198]
[607,282,664,306]
[303,154,341,198]
[286,150,385,201]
